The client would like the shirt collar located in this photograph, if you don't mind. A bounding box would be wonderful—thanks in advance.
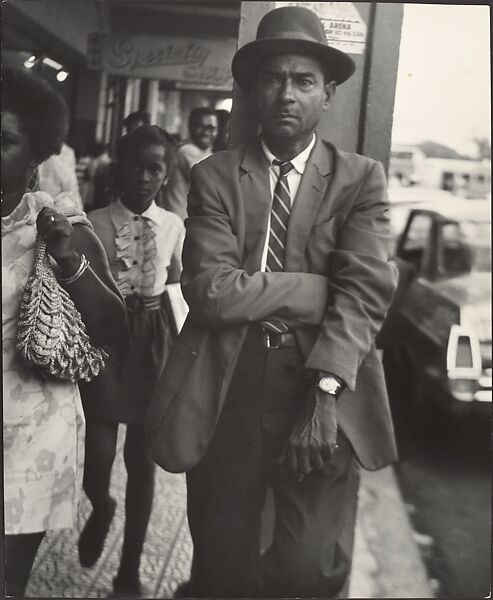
[110,198,162,230]
[260,133,316,175]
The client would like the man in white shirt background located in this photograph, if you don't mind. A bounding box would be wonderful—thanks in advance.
[163,107,218,220]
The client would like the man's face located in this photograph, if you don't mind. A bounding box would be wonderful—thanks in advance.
[253,54,335,144]
[190,114,218,150]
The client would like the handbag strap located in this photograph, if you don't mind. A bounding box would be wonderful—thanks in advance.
[32,236,50,276]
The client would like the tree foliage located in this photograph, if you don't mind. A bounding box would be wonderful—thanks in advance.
[417,141,462,159]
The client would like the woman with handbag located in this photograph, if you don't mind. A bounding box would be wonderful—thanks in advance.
[78,125,184,596]
[1,67,126,596]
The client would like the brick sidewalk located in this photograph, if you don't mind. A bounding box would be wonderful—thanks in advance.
[27,431,192,599]
[26,427,433,599]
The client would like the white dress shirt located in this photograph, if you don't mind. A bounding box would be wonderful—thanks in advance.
[259,134,316,271]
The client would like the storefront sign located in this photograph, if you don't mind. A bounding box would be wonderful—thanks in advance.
[275,2,367,54]
[87,32,236,90]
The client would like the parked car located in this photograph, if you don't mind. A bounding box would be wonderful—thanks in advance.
[379,199,491,417]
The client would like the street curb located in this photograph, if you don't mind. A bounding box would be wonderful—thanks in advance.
[349,465,434,598]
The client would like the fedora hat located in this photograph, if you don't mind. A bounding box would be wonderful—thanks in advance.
[232,6,355,91]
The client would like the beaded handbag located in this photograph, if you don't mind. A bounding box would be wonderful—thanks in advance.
[16,236,107,382]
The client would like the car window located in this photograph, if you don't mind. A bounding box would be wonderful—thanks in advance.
[439,221,491,276]
[439,222,471,276]
[398,213,433,269]
[460,221,491,273]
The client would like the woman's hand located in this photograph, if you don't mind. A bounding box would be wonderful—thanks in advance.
[37,210,126,347]
[36,207,80,274]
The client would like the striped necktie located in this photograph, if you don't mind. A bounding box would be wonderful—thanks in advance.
[263,160,294,333]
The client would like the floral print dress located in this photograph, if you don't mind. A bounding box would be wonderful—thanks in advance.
[2,192,85,535]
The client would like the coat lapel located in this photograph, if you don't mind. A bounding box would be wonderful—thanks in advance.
[239,139,271,274]
[285,137,333,271]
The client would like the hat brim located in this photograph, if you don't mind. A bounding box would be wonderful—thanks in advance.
[232,38,356,91]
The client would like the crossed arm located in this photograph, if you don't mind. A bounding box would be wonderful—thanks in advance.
[181,158,397,477]
[182,160,396,380]
[181,165,329,328]
[304,162,398,390]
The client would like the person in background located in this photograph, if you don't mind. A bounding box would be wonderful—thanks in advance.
[163,107,218,220]
[149,6,397,598]
[213,109,231,152]
[78,125,184,597]
[123,110,151,135]
[2,66,125,596]
[76,141,111,211]
[59,141,77,172]
[37,141,83,210]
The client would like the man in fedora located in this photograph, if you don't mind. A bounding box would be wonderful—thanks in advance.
[147,5,397,597]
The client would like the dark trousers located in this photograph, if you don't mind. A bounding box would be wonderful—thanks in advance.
[186,329,360,598]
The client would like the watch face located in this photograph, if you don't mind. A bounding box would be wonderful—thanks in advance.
[319,377,339,394]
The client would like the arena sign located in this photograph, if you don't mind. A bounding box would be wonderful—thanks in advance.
[87,32,236,91]
[275,1,367,54]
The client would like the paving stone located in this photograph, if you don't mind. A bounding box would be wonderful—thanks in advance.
[26,428,432,599]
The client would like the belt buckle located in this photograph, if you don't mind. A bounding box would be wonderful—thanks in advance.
[263,331,280,349]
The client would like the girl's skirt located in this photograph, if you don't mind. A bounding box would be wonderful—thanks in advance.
[80,293,176,425]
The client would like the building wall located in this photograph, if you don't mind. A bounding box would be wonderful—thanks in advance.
[416,158,491,197]
[71,69,107,155]
[230,1,404,171]
[7,0,99,62]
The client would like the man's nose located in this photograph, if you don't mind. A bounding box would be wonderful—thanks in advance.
[137,168,151,182]
[279,78,295,103]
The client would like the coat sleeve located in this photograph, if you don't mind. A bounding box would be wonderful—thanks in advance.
[304,161,398,391]
[181,161,330,327]
[163,149,189,221]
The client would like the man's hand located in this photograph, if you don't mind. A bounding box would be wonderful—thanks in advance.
[280,387,338,481]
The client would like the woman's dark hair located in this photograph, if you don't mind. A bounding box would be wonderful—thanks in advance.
[2,66,69,163]
[115,125,177,176]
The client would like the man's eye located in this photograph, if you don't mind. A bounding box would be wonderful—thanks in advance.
[299,78,313,87]
[263,75,280,85]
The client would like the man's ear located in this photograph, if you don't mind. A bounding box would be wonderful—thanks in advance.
[323,81,336,110]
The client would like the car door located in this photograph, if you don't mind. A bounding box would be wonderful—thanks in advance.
[378,211,435,347]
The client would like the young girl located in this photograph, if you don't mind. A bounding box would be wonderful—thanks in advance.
[78,125,184,595]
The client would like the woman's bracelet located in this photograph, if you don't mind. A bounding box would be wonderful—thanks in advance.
[57,254,90,285]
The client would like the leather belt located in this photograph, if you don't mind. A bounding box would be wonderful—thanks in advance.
[249,325,298,349]
[125,293,162,314]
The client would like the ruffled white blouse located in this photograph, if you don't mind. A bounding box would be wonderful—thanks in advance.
[88,199,184,298]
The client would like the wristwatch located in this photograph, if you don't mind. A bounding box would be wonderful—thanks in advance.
[317,376,343,396]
